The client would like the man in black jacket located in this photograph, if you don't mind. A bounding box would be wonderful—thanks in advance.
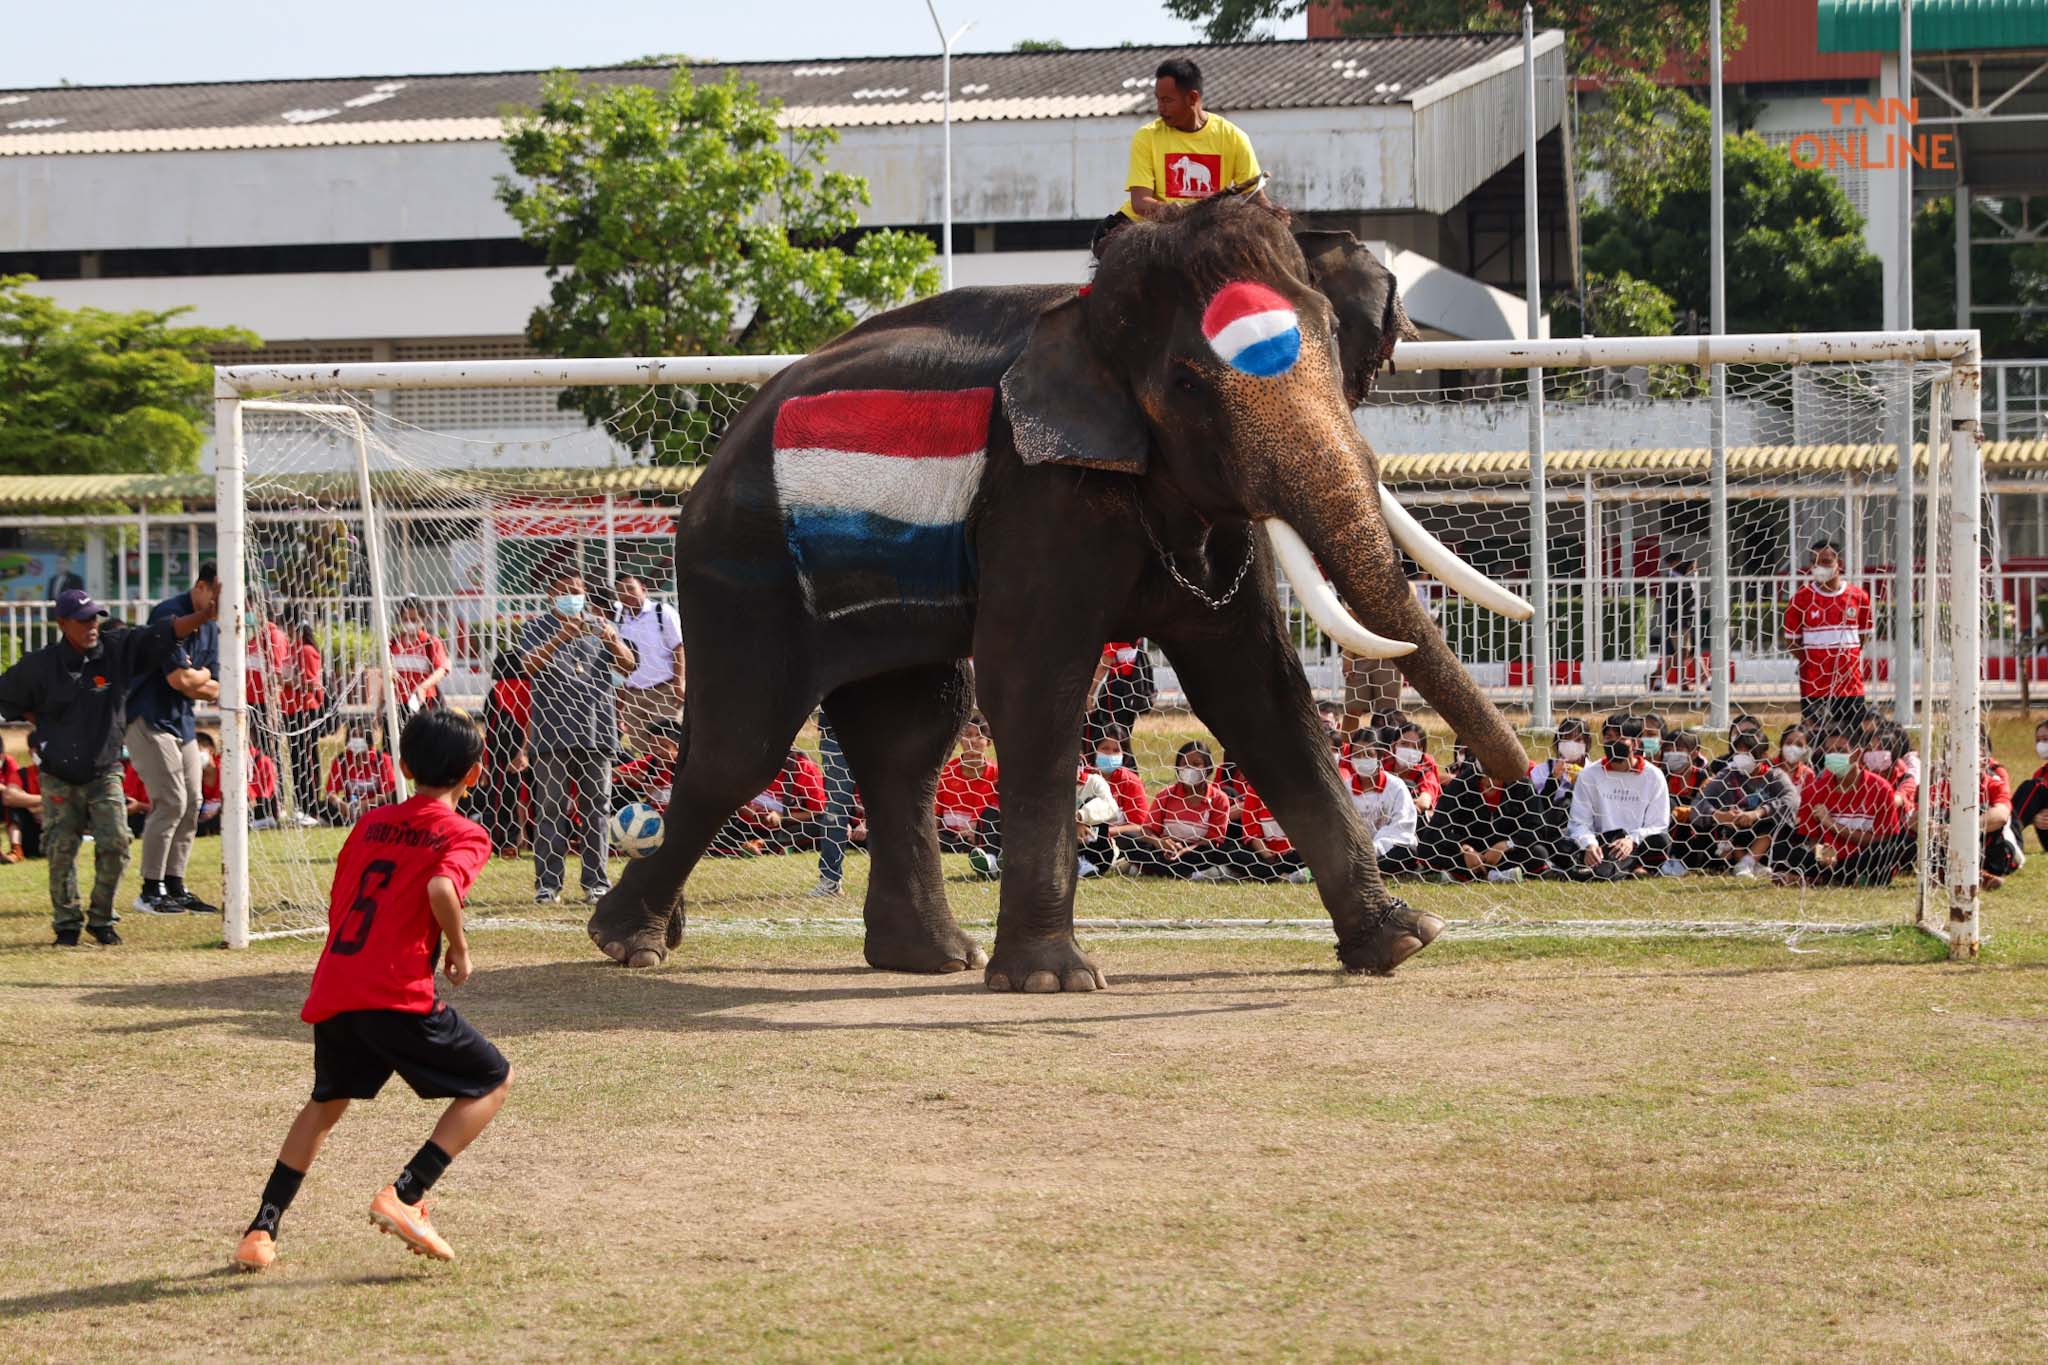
[0,588,216,945]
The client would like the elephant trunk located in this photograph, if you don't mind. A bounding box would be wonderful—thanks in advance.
[1280,477,1532,783]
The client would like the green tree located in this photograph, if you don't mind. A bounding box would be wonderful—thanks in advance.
[1912,193,2048,361]
[0,276,256,477]
[1012,38,1068,51]
[497,69,939,464]
[1576,75,1881,333]
[1163,0,1742,76]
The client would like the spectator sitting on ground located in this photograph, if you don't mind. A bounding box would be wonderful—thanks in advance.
[1782,730,1900,886]
[935,715,1000,854]
[1707,713,1766,775]
[1638,712,1667,766]
[1567,717,1672,880]
[1087,724,1154,867]
[613,719,683,814]
[323,722,399,826]
[736,747,827,852]
[1235,777,1310,883]
[1977,731,2020,890]
[1428,741,1527,883]
[1074,753,1123,878]
[1131,740,1232,878]
[1659,730,1709,867]
[0,748,35,861]
[194,733,223,838]
[1345,726,1419,874]
[2013,719,2048,858]
[121,751,151,838]
[249,745,282,829]
[1524,717,1591,870]
[1390,721,1442,822]
[1774,725,1816,788]
[1690,729,1799,878]
[1864,723,1921,879]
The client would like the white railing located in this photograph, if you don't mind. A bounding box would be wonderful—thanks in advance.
[1986,360,2048,441]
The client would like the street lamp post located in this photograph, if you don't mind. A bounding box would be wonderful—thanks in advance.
[924,1,974,291]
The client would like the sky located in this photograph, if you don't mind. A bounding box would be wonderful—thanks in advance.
[2,0,1305,89]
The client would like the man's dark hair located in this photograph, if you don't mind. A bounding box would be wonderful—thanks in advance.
[1095,721,1133,747]
[400,708,485,788]
[1556,716,1588,737]
[1155,57,1201,93]
[1731,712,1762,733]
[617,572,645,588]
[1730,728,1767,754]
[1811,537,1841,554]
[398,594,425,616]
[1617,715,1645,739]
[197,731,217,750]
[197,561,217,583]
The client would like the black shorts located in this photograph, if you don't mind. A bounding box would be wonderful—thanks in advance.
[311,1005,509,1102]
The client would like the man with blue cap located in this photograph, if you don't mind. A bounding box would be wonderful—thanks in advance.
[0,587,217,945]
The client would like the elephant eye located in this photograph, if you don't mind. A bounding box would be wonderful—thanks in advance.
[1174,372,1204,395]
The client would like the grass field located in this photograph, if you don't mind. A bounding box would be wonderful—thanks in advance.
[0,708,2043,1360]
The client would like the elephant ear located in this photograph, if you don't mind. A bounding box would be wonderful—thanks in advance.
[999,295,1149,474]
[1295,229,1412,405]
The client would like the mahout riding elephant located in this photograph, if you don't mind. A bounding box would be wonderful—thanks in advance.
[586,194,1532,990]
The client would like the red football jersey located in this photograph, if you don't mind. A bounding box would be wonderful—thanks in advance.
[1784,582,1873,698]
[387,628,450,705]
[301,795,492,1023]
[935,756,1000,831]
[1796,767,1901,856]
[1147,780,1230,843]
[1239,785,1293,854]
[326,749,399,800]
[244,620,292,708]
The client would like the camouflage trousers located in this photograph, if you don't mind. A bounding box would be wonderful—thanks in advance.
[41,768,129,931]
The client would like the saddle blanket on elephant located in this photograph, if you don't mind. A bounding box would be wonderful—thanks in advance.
[772,387,993,621]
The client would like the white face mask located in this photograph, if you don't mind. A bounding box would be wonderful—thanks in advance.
[1351,754,1380,777]
[1176,766,1205,788]
[2037,740,2048,760]
[1557,739,1587,763]
[1394,745,1424,768]
[346,737,368,755]
[1862,749,1893,773]
[1812,564,1839,584]
[1662,752,1690,773]
[1728,751,1757,775]
[1780,744,1808,765]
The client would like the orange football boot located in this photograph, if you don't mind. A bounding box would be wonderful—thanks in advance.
[233,1228,277,1271]
[368,1186,455,1261]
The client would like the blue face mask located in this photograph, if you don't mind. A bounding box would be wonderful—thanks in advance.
[554,594,585,618]
[1094,752,1123,772]
[611,672,630,688]
[1641,737,1663,758]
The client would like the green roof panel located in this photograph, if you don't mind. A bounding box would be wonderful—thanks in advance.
[1818,0,2048,54]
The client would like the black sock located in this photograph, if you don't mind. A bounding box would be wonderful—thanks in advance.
[392,1141,451,1206]
[248,1160,305,1238]
[164,876,186,897]
[142,878,164,900]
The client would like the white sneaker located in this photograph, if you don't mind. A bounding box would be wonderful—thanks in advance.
[1285,867,1313,884]
[1189,866,1224,882]
[249,818,276,832]
[967,847,999,879]
[534,889,562,905]
[293,811,321,828]
[1077,857,1099,879]
[1658,858,1688,879]
[1487,866,1524,884]
[806,878,842,898]
[1732,855,1759,879]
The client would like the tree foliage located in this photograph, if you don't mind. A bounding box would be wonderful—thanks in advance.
[496,69,939,463]
[1576,75,1881,334]
[1913,194,2048,361]
[0,276,256,477]
[1163,0,1741,76]
[1012,38,1068,51]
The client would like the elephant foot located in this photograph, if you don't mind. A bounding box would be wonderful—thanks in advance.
[984,937,1107,994]
[1335,897,1443,976]
[586,889,673,969]
[864,920,988,975]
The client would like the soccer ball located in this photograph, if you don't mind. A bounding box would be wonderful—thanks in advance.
[610,803,665,860]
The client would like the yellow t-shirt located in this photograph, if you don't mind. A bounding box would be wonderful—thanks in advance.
[1120,113,1261,220]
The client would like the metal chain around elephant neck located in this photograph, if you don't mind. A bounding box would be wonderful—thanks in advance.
[1135,502,1256,611]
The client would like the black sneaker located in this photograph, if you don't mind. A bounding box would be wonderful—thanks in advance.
[167,890,220,915]
[87,925,123,946]
[53,928,81,947]
[133,891,186,915]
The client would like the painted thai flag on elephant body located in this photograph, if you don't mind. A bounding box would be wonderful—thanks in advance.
[1202,281,1302,377]
[772,387,993,620]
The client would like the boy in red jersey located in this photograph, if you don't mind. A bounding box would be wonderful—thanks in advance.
[1782,539,1873,738]
[233,708,509,1272]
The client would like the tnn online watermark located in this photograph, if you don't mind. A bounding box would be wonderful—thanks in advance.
[1788,98,1954,171]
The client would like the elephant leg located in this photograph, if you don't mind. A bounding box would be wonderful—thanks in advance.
[1160,621,1443,975]
[974,636,1108,995]
[587,677,812,969]
[824,662,987,974]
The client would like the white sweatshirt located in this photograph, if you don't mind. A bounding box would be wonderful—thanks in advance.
[1351,772,1418,854]
[1566,759,1672,850]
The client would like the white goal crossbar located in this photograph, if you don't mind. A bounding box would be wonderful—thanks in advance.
[213,329,1987,958]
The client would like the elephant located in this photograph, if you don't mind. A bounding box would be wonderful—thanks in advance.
[585,194,1533,990]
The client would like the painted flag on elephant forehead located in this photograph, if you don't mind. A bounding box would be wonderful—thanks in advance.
[772,387,993,621]
[1202,281,1301,377]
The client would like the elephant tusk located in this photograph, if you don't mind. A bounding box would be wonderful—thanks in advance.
[1377,486,1535,621]
[1263,519,1415,660]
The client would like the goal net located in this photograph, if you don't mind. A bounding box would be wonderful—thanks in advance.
[214,332,1989,958]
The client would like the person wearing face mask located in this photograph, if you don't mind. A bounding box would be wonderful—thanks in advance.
[1706,714,1766,777]
[1566,718,1672,880]
[934,716,1001,855]
[323,723,399,826]
[1690,729,1799,878]
[1336,727,1420,874]
[1783,538,1873,740]
[1774,726,1815,786]
[380,596,451,744]
[1658,730,1709,871]
[1524,718,1591,874]
[1784,731,1900,885]
[1131,740,1230,878]
[1389,724,1442,823]
[1072,741,1127,878]
[1084,642,1156,774]
[1427,733,1529,883]
[2012,720,2048,860]
[1082,726,1153,873]
[517,567,633,905]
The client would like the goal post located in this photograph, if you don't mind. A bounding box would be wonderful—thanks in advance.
[211,329,1988,957]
